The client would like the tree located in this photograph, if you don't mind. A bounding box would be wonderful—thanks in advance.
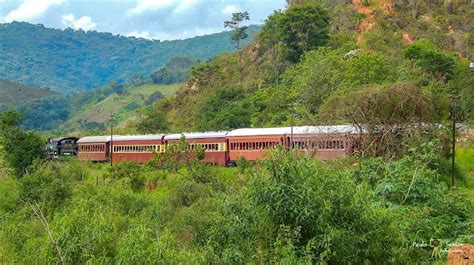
[259,11,286,87]
[136,102,169,133]
[224,12,250,51]
[0,110,44,177]
[318,82,448,157]
[404,39,456,81]
[224,11,250,84]
[260,3,330,63]
[197,88,251,131]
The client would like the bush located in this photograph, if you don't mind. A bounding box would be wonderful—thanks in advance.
[107,161,145,191]
[250,148,403,263]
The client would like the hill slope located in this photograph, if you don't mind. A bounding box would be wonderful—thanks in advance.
[0,22,259,91]
[0,79,56,111]
[135,0,473,134]
[56,83,181,134]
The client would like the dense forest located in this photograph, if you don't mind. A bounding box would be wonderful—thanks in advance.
[0,0,473,263]
[0,22,259,91]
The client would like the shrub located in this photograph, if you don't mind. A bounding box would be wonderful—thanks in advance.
[107,161,145,191]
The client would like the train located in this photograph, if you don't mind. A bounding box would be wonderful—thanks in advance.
[47,125,364,165]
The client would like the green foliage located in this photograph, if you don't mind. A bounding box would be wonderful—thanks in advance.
[0,22,259,91]
[351,154,472,259]
[224,12,250,50]
[149,137,205,172]
[346,52,396,86]
[405,39,457,81]
[149,56,194,85]
[0,79,56,111]
[18,96,71,130]
[0,145,472,263]
[136,105,169,133]
[260,3,330,62]
[0,110,44,176]
[107,161,145,191]
[20,161,76,215]
[250,148,403,263]
[319,82,448,157]
[197,88,251,131]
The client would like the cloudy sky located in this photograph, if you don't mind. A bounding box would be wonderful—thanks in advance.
[0,0,286,40]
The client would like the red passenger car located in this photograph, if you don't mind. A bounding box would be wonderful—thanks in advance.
[288,125,362,160]
[77,136,110,162]
[164,132,228,166]
[111,135,164,164]
[226,127,288,163]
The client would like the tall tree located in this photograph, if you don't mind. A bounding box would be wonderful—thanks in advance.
[0,110,43,177]
[224,11,250,84]
[259,3,330,63]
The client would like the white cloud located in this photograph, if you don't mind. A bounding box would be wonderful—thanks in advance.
[222,4,239,15]
[127,26,218,41]
[3,0,66,22]
[128,0,175,16]
[62,13,96,31]
[61,13,74,25]
[174,0,197,13]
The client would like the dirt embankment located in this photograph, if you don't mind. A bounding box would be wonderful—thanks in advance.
[353,0,414,45]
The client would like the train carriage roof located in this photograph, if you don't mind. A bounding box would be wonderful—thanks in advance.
[112,135,164,142]
[227,125,363,137]
[226,127,289,137]
[164,131,228,140]
[291,125,363,135]
[77,136,112,143]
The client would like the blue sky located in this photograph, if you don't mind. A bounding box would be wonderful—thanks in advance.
[0,0,286,40]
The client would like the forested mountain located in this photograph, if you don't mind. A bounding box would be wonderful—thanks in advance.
[0,79,56,111]
[0,22,259,91]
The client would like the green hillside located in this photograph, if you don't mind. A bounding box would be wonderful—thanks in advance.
[136,0,474,134]
[0,22,260,92]
[0,79,56,111]
[58,83,181,134]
